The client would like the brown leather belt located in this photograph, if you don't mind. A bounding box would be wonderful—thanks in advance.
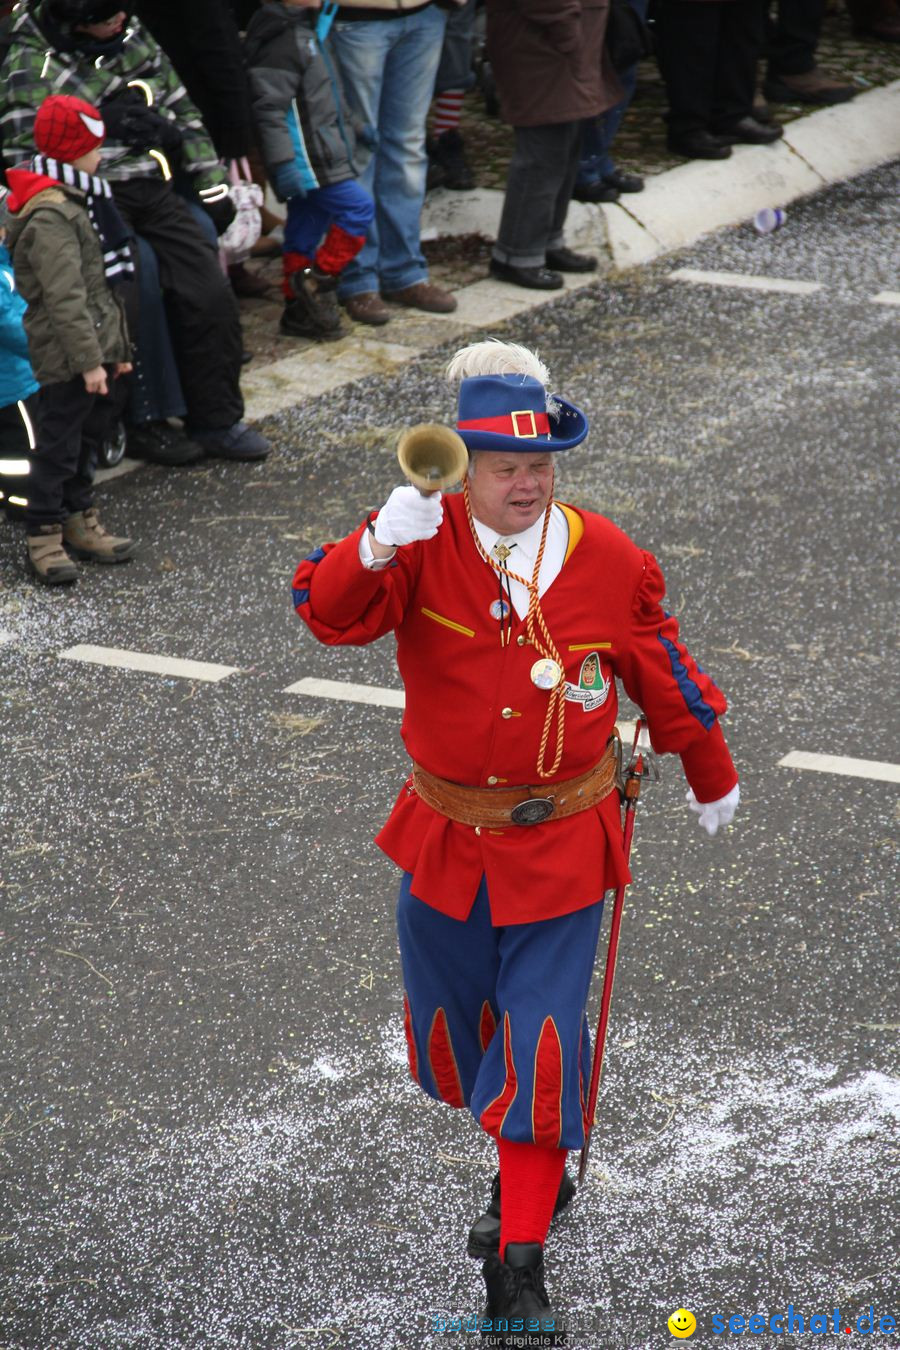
[412,738,620,829]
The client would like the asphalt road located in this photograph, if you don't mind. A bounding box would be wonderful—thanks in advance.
[1,164,898,1350]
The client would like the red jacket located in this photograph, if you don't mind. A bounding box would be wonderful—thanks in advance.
[293,497,737,925]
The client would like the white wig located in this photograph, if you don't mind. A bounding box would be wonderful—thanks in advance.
[445,339,552,388]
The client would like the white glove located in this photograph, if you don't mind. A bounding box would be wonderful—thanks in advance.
[686,783,740,837]
[373,485,443,547]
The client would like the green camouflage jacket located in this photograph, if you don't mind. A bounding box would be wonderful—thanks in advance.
[0,7,226,192]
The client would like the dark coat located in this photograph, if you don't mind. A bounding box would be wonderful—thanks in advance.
[243,4,357,193]
[485,0,622,127]
[136,0,255,161]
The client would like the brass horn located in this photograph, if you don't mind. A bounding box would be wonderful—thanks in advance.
[396,423,468,496]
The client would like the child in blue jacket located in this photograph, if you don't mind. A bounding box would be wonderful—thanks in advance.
[0,187,38,511]
[244,0,374,341]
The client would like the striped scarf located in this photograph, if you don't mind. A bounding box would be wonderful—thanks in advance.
[31,154,135,285]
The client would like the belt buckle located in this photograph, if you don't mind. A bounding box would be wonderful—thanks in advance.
[510,796,555,826]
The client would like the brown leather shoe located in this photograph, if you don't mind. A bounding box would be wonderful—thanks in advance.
[26,523,78,585]
[381,281,458,314]
[342,291,392,326]
[764,67,857,104]
[63,508,135,563]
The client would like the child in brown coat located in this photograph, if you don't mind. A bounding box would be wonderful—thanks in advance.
[6,94,135,584]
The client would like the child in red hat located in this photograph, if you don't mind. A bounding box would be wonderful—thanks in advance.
[5,93,135,584]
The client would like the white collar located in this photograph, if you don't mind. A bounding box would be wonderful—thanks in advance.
[472,503,562,570]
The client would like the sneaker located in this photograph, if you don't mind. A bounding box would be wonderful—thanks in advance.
[602,169,644,193]
[127,420,205,467]
[289,266,344,336]
[342,291,392,326]
[381,281,458,313]
[63,507,135,563]
[430,128,475,190]
[763,67,857,104]
[26,523,79,585]
[481,1243,566,1348]
[190,422,271,461]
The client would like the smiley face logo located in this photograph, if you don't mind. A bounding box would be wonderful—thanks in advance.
[668,1308,697,1338]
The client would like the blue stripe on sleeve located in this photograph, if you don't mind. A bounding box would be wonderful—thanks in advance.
[306,547,326,564]
[292,586,310,607]
[657,632,717,730]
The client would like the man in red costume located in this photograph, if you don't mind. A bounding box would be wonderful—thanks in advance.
[292,340,739,1348]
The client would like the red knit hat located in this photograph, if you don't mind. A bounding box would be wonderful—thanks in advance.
[33,95,106,163]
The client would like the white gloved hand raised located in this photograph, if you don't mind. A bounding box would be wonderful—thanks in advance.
[686,783,740,837]
[373,485,443,547]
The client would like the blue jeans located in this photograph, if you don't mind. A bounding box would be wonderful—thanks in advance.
[578,0,648,183]
[329,7,447,297]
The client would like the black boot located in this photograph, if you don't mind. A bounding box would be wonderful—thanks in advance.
[467,1170,576,1258]
[281,267,344,340]
[481,1243,566,1348]
[430,128,475,190]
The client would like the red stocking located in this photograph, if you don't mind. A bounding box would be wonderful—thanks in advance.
[497,1137,567,1260]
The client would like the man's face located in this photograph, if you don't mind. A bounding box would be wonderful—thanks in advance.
[467,451,555,536]
[75,11,127,39]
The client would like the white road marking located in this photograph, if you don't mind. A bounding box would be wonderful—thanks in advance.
[0,630,16,645]
[94,457,143,485]
[870,291,900,306]
[668,268,822,296]
[282,675,405,709]
[779,751,900,784]
[59,644,239,683]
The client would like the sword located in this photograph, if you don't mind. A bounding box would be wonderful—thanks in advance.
[578,717,656,1184]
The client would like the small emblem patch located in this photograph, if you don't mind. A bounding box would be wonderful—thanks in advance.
[489,598,510,621]
[564,650,611,712]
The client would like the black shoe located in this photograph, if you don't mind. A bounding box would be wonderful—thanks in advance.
[667,130,732,160]
[571,179,620,203]
[713,115,784,145]
[189,421,270,460]
[481,1243,566,1348]
[288,267,343,337]
[127,420,205,466]
[545,246,598,274]
[280,299,343,342]
[602,170,644,193]
[489,259,563,290]
[430,128,475,190]
[467,1170,577,1259]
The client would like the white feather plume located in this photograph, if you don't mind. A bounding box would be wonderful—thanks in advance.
[445,339,551,387]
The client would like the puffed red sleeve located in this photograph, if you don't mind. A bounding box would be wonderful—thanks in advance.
[615,551,738,803]
[292,522,420,646]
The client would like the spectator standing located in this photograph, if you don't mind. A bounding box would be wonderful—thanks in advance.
[427,0,477,190]
[135,0,274,298]
[244,0,375,342]
[328,1,458,327]
[763,0,858,104]
[573,0,648,204]
[5,95,134,584]
[486,0,620,291]
[656,0,782,159]
[0,2,270,462]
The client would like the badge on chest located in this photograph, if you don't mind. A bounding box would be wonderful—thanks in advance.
[564,650,611,711]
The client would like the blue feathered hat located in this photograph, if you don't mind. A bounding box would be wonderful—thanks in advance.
[455,373,588,453]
